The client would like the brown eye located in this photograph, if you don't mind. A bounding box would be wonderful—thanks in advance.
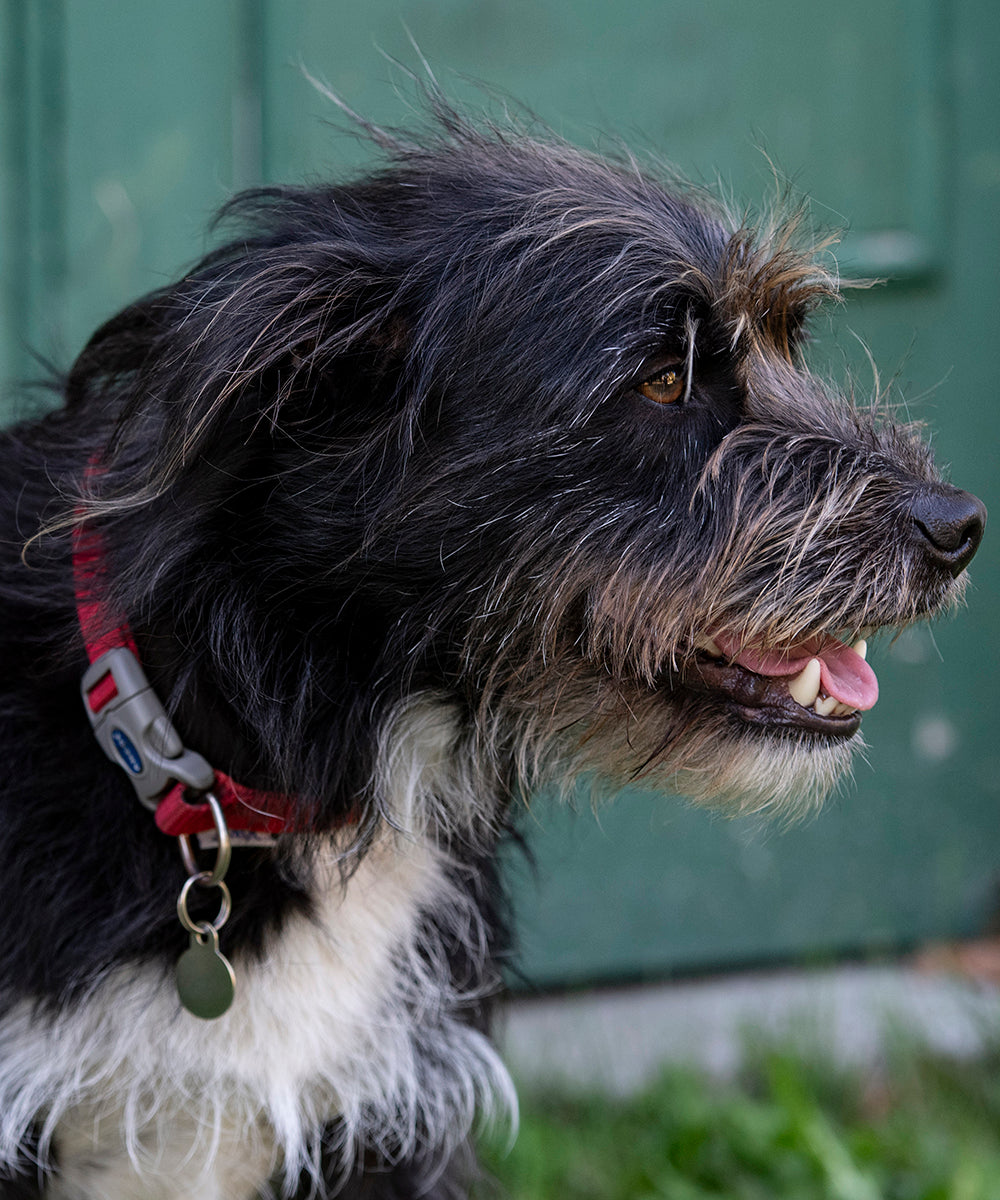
[639,366,686,405]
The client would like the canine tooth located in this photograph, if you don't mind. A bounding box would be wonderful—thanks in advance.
[787,658,822,708]
[814,695,839,717]
[852,638,868,660]
[695,635,722,657]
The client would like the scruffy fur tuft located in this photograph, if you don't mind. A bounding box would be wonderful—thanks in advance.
[0,99,984,1198]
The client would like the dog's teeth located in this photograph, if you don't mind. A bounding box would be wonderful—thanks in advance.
[833,701,855,717]
[787,658,822,707]
[694,635,723,657]
[814,695,839,717]
[851,638,868,660]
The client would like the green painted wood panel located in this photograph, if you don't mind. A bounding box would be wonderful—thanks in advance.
[262,0,943,277]
[1,0,997,989]
[1,0,60,396]
[0,0,255,403]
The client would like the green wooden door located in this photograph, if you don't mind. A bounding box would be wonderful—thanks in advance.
[2,0,997,988]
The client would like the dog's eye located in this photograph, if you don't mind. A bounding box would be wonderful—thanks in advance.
[638,366,686,405]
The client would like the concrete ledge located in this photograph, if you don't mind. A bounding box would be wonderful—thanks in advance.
[499,964,1000,1095]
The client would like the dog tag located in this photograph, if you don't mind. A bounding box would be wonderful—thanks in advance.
[176,927,236,1019]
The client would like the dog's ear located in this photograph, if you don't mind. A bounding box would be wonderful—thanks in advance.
[67,186,414,492]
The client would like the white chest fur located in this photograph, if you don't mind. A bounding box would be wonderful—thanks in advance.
[0,696,514,1196]
[0,696,517,1197]
[0,829,510,1198]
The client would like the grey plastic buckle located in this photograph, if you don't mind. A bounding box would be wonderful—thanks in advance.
[80,647,214,810]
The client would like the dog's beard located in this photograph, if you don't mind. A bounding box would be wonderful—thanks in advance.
[491,667,858,819]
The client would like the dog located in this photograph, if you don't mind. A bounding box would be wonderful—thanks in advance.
[0,96,985,1199]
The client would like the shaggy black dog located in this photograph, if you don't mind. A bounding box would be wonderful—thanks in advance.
[0,101,985,1198]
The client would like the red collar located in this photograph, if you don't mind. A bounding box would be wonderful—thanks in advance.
[72,509,300,840]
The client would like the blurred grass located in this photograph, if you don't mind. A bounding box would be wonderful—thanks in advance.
[478,1035,1000,1199]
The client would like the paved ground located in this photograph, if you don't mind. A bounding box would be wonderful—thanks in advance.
[499,962,1000,1094]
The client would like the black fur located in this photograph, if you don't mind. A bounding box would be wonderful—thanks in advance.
[0,99,984,1198]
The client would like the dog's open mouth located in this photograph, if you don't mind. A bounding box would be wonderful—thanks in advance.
[680,631,878,737]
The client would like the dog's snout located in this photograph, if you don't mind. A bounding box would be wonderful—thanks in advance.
[909,486,987,577]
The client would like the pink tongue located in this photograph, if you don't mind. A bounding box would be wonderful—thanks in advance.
[712,634,879,711]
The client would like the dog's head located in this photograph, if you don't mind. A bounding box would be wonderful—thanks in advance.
[69,107,984,822]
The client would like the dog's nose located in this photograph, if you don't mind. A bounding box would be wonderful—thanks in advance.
[909,486,987,577]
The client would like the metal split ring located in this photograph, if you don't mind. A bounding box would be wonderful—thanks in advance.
[176,791,231,885]
[176,872,232,935]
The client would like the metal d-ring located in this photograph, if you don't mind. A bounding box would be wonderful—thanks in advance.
[176,791,231,886]
[176,872,232,936]
[171,791,238,1019]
